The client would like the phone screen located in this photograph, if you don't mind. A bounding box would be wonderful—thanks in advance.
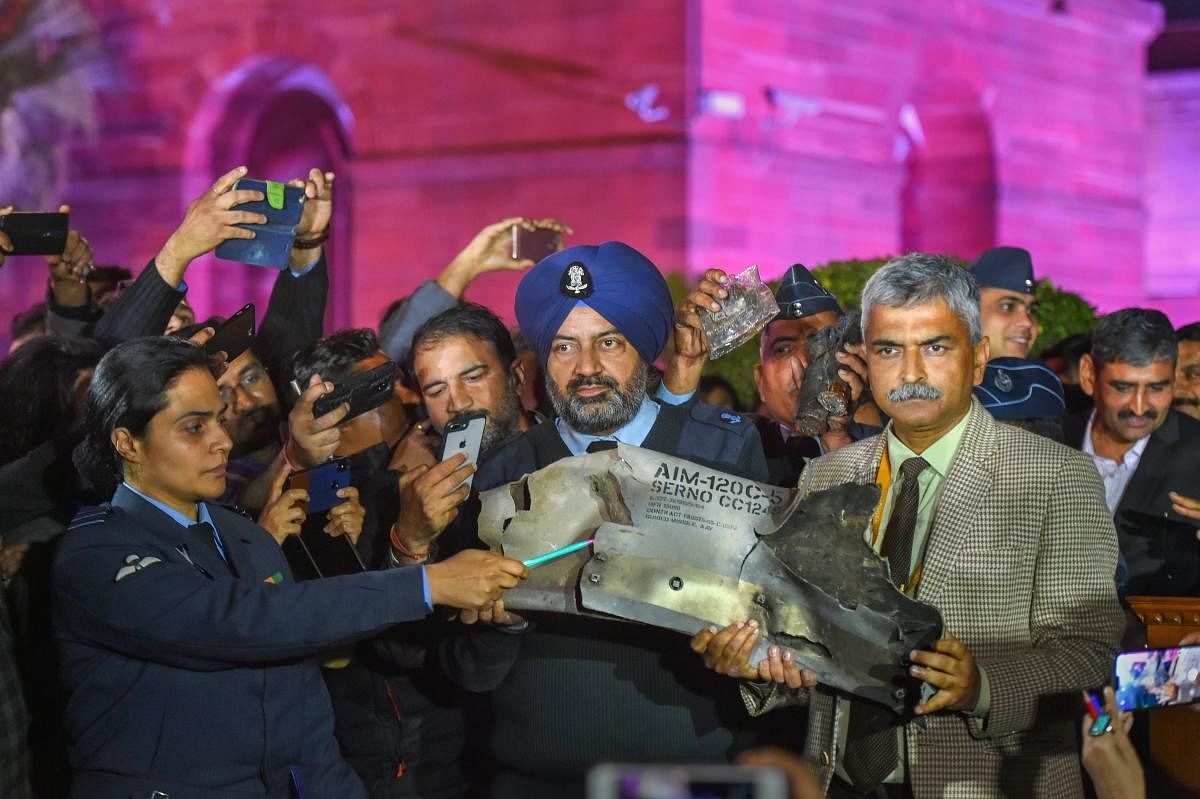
[1115,644,1200,711]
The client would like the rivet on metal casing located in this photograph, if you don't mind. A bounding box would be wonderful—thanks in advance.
[754,593,767,606]
[669,576,684,591]
[893,688,906,701]
[588,573,601,584]
[594,552,606,563]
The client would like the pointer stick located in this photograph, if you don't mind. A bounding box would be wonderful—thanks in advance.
[522,539,594,569]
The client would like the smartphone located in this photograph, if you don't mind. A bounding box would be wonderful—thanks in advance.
[312,362,397,421]
[586,764,787,799]
[1115,644,1200,711]
[284,457,352,515]
[214,178,306,269]
[203,303,255,362]
[0,212,69,255]
[511,225,562,262]
[439,412,486,495]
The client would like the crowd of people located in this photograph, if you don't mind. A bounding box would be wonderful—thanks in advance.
[0,163,1198,799]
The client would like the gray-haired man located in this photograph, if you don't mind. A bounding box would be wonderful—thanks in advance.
[695,253,1122,798]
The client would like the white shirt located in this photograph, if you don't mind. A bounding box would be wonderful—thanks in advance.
[1081,412,1151,514]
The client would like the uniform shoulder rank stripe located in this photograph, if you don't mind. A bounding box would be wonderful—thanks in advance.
[69,506,114,531]
[114,554,162,581]
[263,572,283,585]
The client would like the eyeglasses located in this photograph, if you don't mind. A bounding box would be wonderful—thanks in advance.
[218,364,268,405]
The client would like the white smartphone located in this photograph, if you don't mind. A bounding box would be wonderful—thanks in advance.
[439,412,487,495]
[586,763,787,799]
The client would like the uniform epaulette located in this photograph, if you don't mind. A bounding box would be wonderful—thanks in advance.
[688,403,751,434]
[68,505,114,531]
[217,503,253,519]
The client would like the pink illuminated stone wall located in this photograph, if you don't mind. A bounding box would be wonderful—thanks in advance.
[1145,68,1200,320]
[1,0,1197,353]
[685,0,1172,316]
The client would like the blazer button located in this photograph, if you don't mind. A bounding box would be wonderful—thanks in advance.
[820,750,831,766]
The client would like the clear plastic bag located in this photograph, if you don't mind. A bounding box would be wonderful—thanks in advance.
[700,265,780,360]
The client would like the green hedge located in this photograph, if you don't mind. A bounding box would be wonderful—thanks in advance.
[665,258,1097,410]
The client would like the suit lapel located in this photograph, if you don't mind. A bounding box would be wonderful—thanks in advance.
[1115,411,1178,519]
[915,401,996,608]
[854,434,886,484]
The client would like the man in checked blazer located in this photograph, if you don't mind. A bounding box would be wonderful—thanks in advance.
[694,254,1123,799]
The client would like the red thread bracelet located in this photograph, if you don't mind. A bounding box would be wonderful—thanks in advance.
[390,524,430,561]
[280,442,302,474]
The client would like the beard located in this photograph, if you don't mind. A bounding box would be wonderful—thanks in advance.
[546,362,649,435]
[479,379,526,455]
[228,404,283,459]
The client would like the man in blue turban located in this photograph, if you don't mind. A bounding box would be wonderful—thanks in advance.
[442,240,775,799]
[513,241,676,442]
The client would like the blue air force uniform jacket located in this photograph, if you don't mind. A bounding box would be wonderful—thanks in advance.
[53,485,430,799]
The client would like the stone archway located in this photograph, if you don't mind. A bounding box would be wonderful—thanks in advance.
[898,82,996,261]
[181,57,354,328]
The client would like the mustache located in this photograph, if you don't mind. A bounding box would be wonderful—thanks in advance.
[887,382,942,403]
[1118,409,1158,422]
[1174,397,1200,409]
[568,375,620,396]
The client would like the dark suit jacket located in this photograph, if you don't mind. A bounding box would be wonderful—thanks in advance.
[1064,409,1200,594]
[54,485,429,798]
[92,254,327,355]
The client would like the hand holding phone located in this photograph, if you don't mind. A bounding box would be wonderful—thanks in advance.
[258,466,311,546]
[1080,687,1142,799]
[285,458,352,515]
[155,166,268,280]
[285,375,349,468]
[214,178,307,269]
[277,460,366,581]
[394,416,486,555]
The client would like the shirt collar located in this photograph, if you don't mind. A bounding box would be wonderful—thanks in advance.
[1081,411,1151,466]
[885,408,971,478]
[121,482,214,529]
[555,396,661,456]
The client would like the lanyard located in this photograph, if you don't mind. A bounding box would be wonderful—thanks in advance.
[869,446,926,596]
[869,447,891,548]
